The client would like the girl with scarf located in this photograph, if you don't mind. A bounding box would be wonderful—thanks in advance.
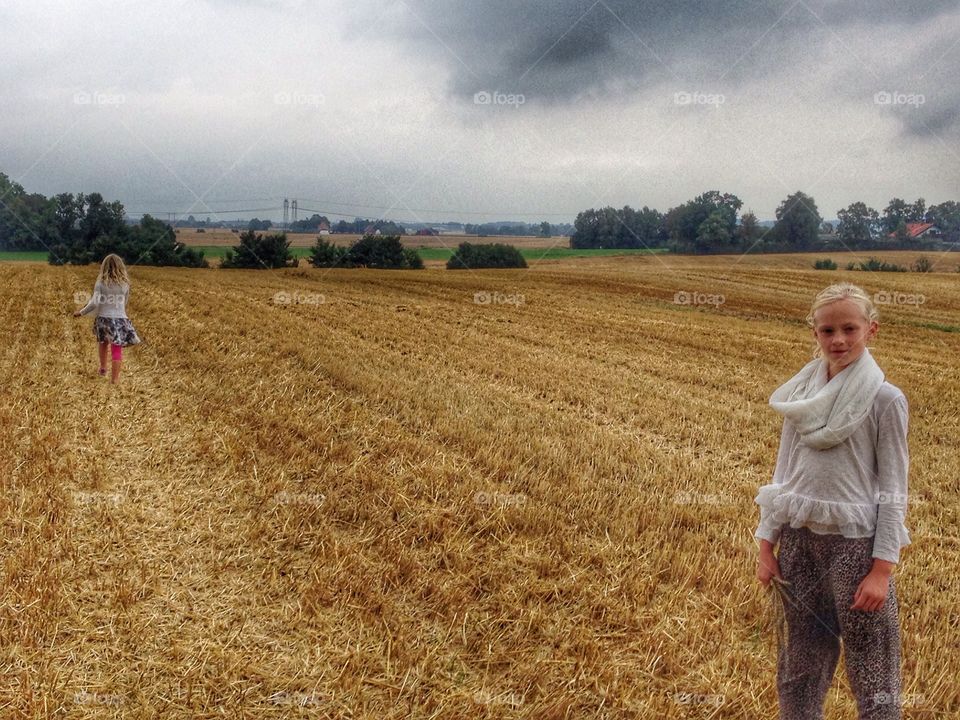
[754,282,910,719]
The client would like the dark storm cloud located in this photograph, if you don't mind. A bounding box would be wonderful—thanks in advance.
[898,91,960,137]
[389,0,781,97]
[387,0,959,132]
[868,26,960,138]
[811,0,958,24]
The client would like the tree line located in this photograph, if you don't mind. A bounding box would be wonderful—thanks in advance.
[5,171,958,263]
[463,221,573,237]
[571,190,960,253]
[0,173,206,266]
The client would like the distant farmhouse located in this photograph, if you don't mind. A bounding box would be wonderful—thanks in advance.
[887,222,940,240]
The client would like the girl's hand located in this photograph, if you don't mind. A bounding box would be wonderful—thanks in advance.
[851,571,889,612]
[757,550,782,587]
[72,311,81,317]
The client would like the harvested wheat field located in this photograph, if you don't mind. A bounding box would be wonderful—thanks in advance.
[1,252,958,718]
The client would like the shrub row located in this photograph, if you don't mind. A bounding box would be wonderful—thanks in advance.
[813,256,937,273]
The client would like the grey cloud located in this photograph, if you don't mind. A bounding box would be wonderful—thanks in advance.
[865,27,960,137]
[898,94,960,136]
[810,0,958,25]
[388,1,950,95]
[2,0,957,223]
[380,0,960,139]
[390,1,781,98]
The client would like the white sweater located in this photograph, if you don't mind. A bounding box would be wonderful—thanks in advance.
[79,281,130,319]
[754,382,911,564]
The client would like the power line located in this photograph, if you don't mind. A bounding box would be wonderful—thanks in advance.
[125,206,281,217]
[127,198,573,218]
[295,206,394,220]
[294,198,574,217]
[124,200,575,223]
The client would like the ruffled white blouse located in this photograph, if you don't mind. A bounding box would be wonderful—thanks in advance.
[78,281,131,319]
[754,381,911,563]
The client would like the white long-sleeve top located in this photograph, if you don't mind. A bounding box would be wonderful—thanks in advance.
[754,381,911,564]
[78,281,131,319]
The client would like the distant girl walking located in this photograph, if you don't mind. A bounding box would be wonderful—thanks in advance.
[754,283,911,719]
[73,254,142,384]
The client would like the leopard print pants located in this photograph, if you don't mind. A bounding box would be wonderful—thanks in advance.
[776,525,902,719]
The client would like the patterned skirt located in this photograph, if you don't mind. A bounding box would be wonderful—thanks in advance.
[92,316,142,347]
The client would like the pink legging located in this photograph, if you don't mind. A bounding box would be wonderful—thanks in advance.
[101,342,122,362]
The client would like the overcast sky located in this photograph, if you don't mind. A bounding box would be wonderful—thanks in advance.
[1,0,957,224]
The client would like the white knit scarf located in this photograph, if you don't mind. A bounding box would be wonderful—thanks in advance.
[769,348,884,450]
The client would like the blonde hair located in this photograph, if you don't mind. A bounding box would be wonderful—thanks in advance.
[97,254,130,287]
[806,282,878,358]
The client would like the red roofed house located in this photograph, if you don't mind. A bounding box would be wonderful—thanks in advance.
[888,222,940,240]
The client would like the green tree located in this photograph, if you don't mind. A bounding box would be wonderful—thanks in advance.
[836,202,880,249]
[447,242,527,269]
[290,213,331,233]
[222,230,295,268]
[738,211,761,244]
[247,218,273,231]
[48,193,128,265]
[696,209,733,249]
[665,191,742,253]
[882,197,929,234]
[909,198,926,222]
[0,173,57,251]
[125,215,207,267]
[882,198,911,234]
[78,193,126,247]
[309,237,347,267]
[53,193,83,244]
[344,234,421,269]
[0,173,208,265]
[771,191,821,250]
[570,206,665,249]
[925,201,960,243]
